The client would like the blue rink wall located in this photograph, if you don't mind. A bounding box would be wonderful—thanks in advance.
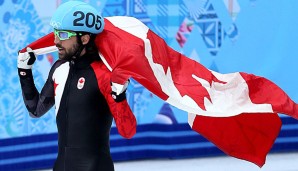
[1,118,298,171]
[1,0,298,170]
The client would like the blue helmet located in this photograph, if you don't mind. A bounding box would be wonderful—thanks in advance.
[50,1,104,34]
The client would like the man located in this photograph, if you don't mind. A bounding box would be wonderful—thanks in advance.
[17,1,136,171]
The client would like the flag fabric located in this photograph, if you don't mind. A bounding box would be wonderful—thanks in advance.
[19,16,298,167]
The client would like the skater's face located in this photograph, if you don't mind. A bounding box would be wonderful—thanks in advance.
[54,30,81,60]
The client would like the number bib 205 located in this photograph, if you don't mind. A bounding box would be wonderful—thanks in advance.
[73,11,102,31]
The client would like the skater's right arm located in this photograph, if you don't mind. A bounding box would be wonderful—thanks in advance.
[17,47,55,117]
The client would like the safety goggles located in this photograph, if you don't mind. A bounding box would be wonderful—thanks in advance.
[54,29,82,41]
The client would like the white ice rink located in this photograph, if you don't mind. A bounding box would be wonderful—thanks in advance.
[39,152,298,171]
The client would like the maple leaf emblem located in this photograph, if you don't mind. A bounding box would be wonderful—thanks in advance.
[54,79,58,96]
[79,78,85,83]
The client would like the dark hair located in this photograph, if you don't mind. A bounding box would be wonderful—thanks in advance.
[76,32,99,57]
[85,33,98,55]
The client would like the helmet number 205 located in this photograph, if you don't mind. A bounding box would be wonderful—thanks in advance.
[73,11,102,30]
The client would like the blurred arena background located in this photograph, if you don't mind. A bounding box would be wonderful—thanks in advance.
[0,0,298,170]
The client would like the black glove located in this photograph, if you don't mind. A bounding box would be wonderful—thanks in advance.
[17,47,36,69]
[111,80,129,102]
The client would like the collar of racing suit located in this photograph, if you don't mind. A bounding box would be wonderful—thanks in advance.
[70,51,101,69]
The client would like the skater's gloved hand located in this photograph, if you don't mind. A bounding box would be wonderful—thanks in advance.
[17,47,36,69]
[111,80,129,102]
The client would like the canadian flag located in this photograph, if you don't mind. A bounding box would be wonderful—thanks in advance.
[19,16,298,167]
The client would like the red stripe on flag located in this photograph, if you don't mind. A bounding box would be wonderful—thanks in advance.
[191,113,281,167]
[240,72,298,119]
[19,32,55,53]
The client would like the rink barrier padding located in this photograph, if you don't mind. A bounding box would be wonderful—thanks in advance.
[0,117,298,171]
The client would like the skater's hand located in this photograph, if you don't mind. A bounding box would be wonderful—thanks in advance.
[111,80,129,102]
[17,47,36,69]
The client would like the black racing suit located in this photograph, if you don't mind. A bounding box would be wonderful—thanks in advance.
[18,53,115,171]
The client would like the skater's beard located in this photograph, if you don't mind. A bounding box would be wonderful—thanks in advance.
[56,42,80,60]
